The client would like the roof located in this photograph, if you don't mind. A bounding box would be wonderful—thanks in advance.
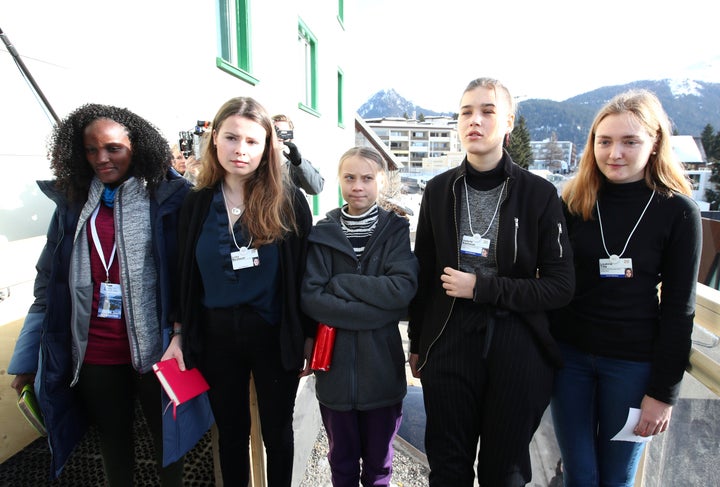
[354,114,403,171]
[671,135,706,163]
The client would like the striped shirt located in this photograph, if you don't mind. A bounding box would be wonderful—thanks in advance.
[340,204,378,257]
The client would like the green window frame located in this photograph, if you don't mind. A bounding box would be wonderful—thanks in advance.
[298,19,319,117]
[216,0,259,85]
[337,68,344,128]
[337,0,345,28]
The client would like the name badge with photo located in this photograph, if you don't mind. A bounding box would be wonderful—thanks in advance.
[461,234,490,257]
[231,247,260,270]
[98,282,122,319]
[599,256,633,278]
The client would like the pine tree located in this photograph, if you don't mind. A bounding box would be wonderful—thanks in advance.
[506,115,533,169]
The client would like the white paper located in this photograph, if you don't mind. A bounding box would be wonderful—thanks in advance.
[610,407,653,443]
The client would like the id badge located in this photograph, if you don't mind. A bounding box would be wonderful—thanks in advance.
[231,247,260,270]
[98,282,122,319]
[460,234,490,257]
[599,256,633,278]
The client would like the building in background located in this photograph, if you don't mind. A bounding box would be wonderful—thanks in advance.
[363,116,460,170]
[529,139,577,173]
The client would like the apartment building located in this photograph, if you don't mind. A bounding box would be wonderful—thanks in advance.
[364,116,460,170]
[529,139,577,173]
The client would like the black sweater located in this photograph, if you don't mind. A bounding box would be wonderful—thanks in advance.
[550,180,702,404]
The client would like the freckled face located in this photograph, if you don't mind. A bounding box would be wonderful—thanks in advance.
[83,119,133,186]
[212,115,267,181]
[594,112,655,184]
[340,155,381,216]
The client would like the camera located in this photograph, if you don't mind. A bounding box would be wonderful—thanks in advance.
[276,128,294,141]
[179,120,211,158]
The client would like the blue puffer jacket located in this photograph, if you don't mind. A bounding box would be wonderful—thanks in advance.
[8,173,213,479]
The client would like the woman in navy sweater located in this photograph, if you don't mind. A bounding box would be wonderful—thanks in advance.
[550,90,702,486]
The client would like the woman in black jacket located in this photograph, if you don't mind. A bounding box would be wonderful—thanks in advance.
[163,97,313,487]
[408,77,575,486]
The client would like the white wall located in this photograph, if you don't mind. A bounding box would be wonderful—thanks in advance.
[2,0,358,223]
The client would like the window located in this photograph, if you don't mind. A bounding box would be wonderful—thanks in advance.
[216,0,259,85]
[337,69,344,127]
[298,19,319,116]
[337,0,345,28]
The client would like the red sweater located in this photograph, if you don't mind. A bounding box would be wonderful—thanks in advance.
[84,204,131,365]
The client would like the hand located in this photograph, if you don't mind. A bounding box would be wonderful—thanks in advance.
[298,337,315,377]
[161,323,186,370]
[11,373,35,395]
[633,395,673,437]
[440,267,476,299]
[408,353,421,378]
[283,141,302,166]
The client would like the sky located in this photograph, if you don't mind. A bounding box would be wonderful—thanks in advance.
[349,0,720,112]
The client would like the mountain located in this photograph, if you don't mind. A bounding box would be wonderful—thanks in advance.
[357,89,453,119]
[358,80,720,153]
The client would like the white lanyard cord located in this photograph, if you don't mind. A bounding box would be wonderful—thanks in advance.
[464,178,506,237]
[221,182,252,251]
[596,189,655,258]
[90,205,117,282]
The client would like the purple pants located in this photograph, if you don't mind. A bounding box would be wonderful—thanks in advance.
[320,402,403,487]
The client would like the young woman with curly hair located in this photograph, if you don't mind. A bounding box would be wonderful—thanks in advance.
[8,103,213,485]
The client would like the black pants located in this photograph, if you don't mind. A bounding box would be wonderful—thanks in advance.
[77,363,184,486]
[421,307,553,487]
[200,306,299,487]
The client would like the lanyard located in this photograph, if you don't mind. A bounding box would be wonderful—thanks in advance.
[464,178,506,237]
[90,205,117,283]
[221,182,253,251]
[596,189,654,259]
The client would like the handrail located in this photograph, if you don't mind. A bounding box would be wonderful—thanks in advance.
[688,283,720,395]
[635,282,720,486]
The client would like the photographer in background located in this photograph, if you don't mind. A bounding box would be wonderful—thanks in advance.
[272,114,324,195]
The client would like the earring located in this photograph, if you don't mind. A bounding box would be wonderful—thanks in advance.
[652,151,657,155]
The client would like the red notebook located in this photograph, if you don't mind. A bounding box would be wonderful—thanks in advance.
[152,358,210,419]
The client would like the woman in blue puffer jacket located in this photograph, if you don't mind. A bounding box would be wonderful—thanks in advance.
[8,103,213,484]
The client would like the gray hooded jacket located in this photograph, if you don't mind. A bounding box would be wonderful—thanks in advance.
[301,207,418,411]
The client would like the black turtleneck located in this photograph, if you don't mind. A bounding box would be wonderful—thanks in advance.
[550,180,702,404]
[465,158,505,191]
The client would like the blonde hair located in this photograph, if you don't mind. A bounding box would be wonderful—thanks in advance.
[337,146,387,176]
[563,89,692,220]
[462,77,517,118]
[195,97,296,244]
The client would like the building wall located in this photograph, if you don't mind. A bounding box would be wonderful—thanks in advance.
[2,1,356,232]
[1,0,356,461]
[365,118,459,169]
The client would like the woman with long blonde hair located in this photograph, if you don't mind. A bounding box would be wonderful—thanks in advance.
[550,89,701,486]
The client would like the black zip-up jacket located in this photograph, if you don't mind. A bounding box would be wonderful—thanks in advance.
[408,153,575,369]
[174,185,314,371]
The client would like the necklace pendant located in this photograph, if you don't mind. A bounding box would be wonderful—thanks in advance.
[231,207,242,216]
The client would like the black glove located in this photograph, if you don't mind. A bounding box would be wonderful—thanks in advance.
[284,141,302,166]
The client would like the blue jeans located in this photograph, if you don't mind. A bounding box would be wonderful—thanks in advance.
[551,343,651,487]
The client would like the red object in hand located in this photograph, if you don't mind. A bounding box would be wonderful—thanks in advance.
[310,323,336,371]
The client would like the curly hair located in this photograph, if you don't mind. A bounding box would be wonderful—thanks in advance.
[48,103,172,202]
